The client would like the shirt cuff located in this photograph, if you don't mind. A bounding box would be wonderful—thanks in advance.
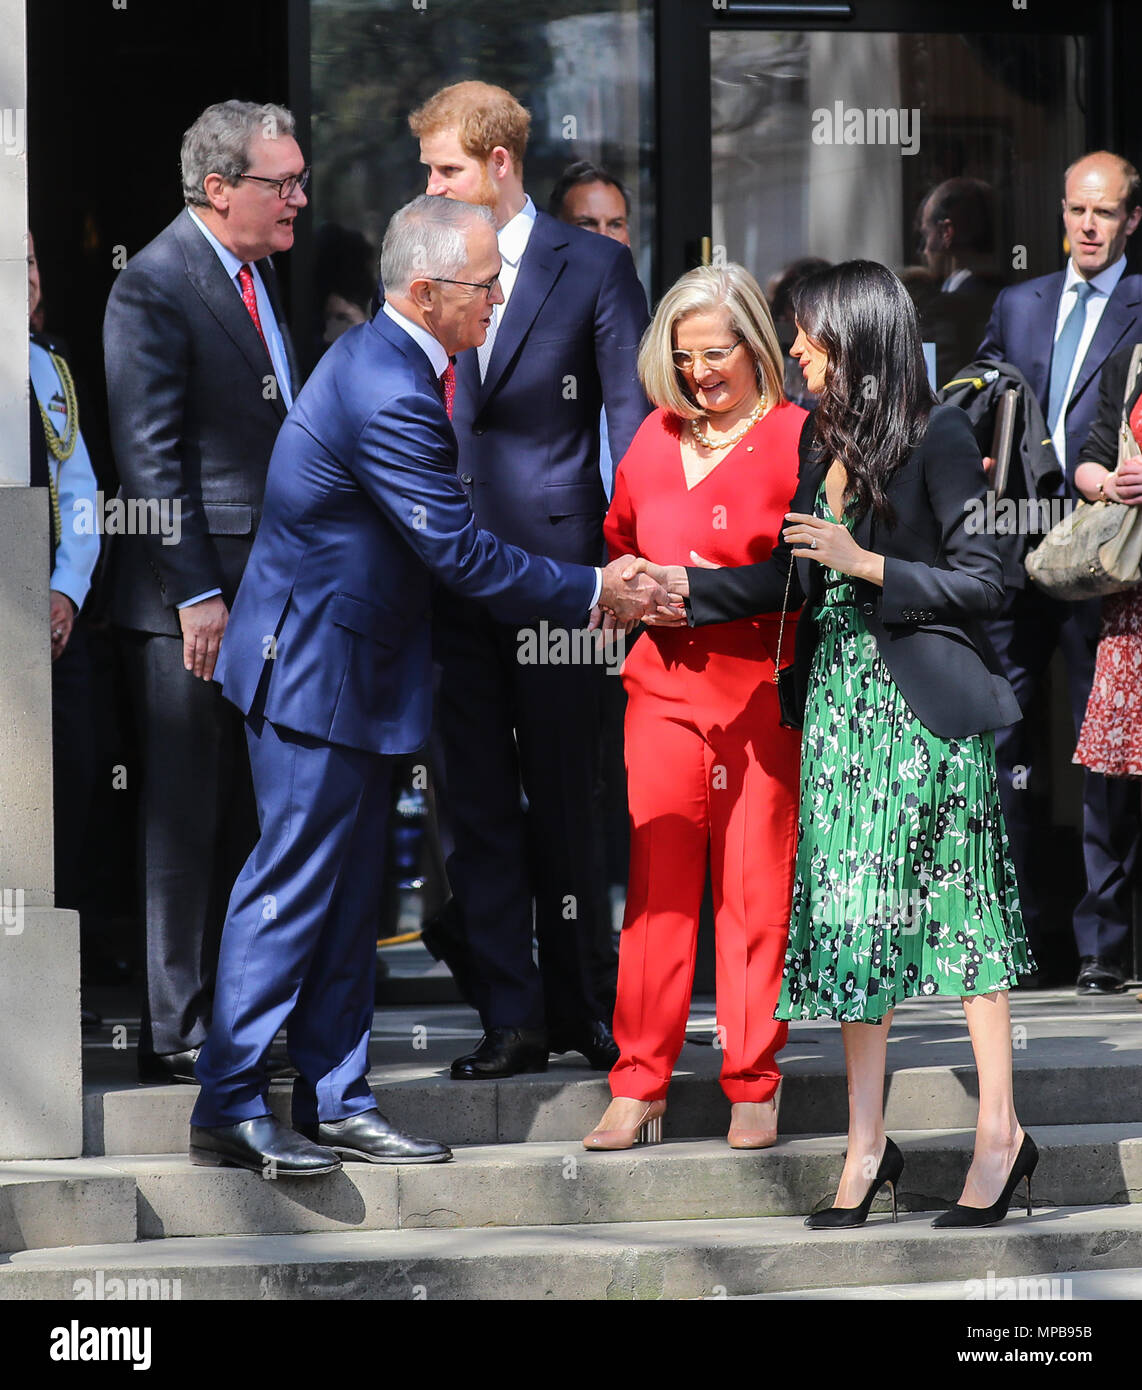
[177,588,223,609]
[591,567,602,609]
[48,571,87,614]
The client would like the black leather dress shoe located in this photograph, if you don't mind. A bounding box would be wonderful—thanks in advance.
[1013,968,1052,992]
[138,1047,201,1084]
[549,1019,620,1071]
[189,1115,341,1176]
[299,1108,451,1164]
[450,1027,549,1080]
[1076,956,1127,994]
[139,1045,296,1085]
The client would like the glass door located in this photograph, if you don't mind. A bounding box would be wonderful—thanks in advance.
[658,0,1108,387]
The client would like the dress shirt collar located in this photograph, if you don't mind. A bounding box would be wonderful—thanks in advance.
[498,195,537,265]
[186,207,249,281]
[382,300,450,378]
[1062,253,1126,301]
[941,268,972,293]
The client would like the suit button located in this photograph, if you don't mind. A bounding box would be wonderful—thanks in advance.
[473,425,485,436]
[460,473,473,485]
[861,602,875,616]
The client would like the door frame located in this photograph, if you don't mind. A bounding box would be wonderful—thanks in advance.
[654,0,1116,297]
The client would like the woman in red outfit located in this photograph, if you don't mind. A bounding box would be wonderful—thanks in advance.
[583,265,806,1151]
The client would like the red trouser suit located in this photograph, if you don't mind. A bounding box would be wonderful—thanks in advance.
[604,405,804,1102]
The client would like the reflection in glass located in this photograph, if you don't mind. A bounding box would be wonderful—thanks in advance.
[711,30,1086,385]
[310,0,653,286]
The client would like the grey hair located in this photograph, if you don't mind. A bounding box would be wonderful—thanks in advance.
[380,195,496,294]
[181,100,296,206]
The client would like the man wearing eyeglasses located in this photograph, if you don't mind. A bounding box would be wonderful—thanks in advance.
[411,81,650,1080]
[103,100,307,1085]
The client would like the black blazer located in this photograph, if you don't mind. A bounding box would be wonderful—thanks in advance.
[1078,340,1142,470]
[103,209,298,635]
[686,405,1021,739]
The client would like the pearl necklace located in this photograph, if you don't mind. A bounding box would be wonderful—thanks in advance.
[689,394,765,451]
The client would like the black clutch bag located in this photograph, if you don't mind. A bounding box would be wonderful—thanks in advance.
[774,561,802,732]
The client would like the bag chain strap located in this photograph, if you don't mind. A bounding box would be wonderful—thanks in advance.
[773,560,794,684]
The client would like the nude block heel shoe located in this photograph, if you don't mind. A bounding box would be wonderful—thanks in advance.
[582,1098,666,1151]
[727,1099,779,1149]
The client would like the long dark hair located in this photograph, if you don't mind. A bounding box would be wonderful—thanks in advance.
[793,260,935,525]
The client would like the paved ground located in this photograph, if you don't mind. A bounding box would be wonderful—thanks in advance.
[81,939,1142,1087]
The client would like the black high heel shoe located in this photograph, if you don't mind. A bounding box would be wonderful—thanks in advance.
[805,1137,904,1229]
[931,1132,1039,1229]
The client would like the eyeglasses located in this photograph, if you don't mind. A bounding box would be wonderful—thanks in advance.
[235,167,311,199]
[672,337,745,371]
[427,274,501,299]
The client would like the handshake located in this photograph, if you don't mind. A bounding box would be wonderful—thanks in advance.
[590,554,688,633]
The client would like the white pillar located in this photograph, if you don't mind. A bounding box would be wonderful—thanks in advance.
[0,0,83,1159]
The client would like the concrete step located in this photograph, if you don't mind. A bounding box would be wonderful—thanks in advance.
[3,1204,1141,1300]
[5,1127,1142,1250]
[82,1056,1142,1157]
[737,1267,1142,1299]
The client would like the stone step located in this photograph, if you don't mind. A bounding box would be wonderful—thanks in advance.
[5,1126,1141,1250]
[3,1205,1141,1300]
[736,1267,1142,1299]
[83,1056,1142,1157]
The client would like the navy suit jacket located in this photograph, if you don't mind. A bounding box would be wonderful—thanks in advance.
[977,267,1142,482]
[104,208,298,635]
[451,209,650,565]
[215,311,596,756]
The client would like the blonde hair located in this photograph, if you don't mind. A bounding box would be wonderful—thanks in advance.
[408,81,530,170]
[639,264,786,420]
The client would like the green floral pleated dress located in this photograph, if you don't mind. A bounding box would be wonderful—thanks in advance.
[774,484,1034,1024]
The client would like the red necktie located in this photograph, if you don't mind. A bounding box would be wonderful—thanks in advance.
[441,361,456,420]
[238,264,271,358]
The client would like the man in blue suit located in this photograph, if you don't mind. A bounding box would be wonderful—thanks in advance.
[977,149,1142,993]
[188,196,666,1174]
[411,82,652,1079]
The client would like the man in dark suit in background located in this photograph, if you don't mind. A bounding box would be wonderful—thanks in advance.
[976,149,1142,993]
[410,82,651,1078]
[189,196,666,1173]
[104,100,307,1081]
[916,176,1002,386]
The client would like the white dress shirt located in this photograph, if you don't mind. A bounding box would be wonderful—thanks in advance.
[495,195,538,308]
[477,196,538,380]
[1050,255,1127,471]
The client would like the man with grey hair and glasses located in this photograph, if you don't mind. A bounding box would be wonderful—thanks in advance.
[104,99,307,1084]
[186,195,667,1173]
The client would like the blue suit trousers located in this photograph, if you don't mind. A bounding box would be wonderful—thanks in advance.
[191,716,391,1128]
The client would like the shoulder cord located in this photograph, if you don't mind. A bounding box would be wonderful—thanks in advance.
[35,350,78,548]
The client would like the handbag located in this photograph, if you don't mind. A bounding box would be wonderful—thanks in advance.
[1025,343,1142,600]
[773,559,802,731]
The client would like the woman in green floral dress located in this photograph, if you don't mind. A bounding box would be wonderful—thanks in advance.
[635,261,1038,1229]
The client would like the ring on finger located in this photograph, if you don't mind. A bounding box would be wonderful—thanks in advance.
[810,538,818,550]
